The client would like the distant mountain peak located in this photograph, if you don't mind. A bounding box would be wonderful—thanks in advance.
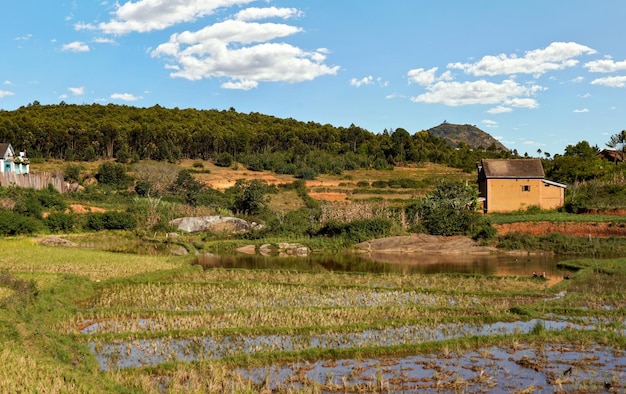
[427,122,508,151]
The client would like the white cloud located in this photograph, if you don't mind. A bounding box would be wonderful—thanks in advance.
[111,93,142,101]
[4,81,12,85]
[0,90,15,98]
[222,79,258,90]
[350,76,373,87]
[94,0,255,35]
[235,7,302,21]
[448,42,596,77]
[407,67,437,86]
[93,37,116,44]
[573,108,589,113]
[571,76,584,83]
[584,57,626,73]
[68,86,85,96]
[410,79,542,107]
[482,119,498,127]
[591,76,626,88]
[151,19,338,88]
[486,106,512,114]
[62,41,90,52]
[15,34,32,41]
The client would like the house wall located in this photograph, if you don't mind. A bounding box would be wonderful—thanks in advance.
[485,178,544,213]
[539,183,564,211]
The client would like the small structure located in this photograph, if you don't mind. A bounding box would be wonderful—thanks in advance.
[477,159,566,213]
[0,143,29,174]
[597,149,624,164]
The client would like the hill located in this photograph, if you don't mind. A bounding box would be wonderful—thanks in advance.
[427,122,508,151]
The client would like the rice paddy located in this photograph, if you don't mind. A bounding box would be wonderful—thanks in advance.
[1,237,625,392]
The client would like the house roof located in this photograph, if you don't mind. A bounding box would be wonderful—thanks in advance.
[480,159,545,179]
[0,143,13,159]
[597,149,624,162]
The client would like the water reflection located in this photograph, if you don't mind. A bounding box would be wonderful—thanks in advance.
[193,252,573,283]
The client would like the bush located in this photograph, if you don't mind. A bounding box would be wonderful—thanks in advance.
[45,212,75,233]
[0,211,41,235]
[96,162,129,187]
[85,211,137,231]
[214,153,234,168]
[317,218,395,243]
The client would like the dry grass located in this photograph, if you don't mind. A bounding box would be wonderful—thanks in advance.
[0,238,187,281]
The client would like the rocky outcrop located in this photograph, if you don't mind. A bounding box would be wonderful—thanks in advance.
[169,216,263,233]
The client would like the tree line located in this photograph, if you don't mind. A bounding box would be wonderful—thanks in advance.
[0,102,512,175]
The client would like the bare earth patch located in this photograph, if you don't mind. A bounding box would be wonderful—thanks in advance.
[494,221,626,237]
[356,234,494,255]
[69,204,106,214]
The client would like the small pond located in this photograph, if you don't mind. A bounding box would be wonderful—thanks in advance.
[193,253,574,284]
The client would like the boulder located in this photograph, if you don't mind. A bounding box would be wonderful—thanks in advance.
[169,216,263,233]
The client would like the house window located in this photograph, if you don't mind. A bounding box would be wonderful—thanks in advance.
[521,185,531,192]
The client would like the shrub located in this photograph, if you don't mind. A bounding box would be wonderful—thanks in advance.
[356,181,370,188]
[45,212,75,233]
[371,180,388,188]
[317,218,395,243]
[0,211,41,235]
[96,162,129,187]
[214,153,234,168]
[85,212,137,231]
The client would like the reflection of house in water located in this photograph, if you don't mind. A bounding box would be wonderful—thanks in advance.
[477,159,566,213]
[0,143,30,174]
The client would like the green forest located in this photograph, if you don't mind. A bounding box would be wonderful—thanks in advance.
[0,102,514,175]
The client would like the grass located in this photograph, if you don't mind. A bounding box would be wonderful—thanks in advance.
[488,210,626,224]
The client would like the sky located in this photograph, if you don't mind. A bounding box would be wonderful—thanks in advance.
[1,1,625,157]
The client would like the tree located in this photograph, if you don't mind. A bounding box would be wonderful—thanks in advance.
[95,162,128,187]
[232,179,268,216]
[407,180,481,236]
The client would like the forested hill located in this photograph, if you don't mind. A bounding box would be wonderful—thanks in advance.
[0,103,512,175]
[427,122,508,151]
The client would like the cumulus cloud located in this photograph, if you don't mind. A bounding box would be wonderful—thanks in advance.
[68,87,85,96]
[111,93,142,101]
[448,42,596,77]
[573,108,589,113]
[0,90,15,98]
[584,57,626,73]
[482,119,498,127]
[411,78,543,107]
[93,0,255,35]
[82,1,337,89]
[591,76,626,88]
[151,19,338,88]
[62,41,90,52]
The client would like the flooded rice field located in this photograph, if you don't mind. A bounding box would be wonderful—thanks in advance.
[88,318,625,371]
[70,253,626,392]
[239,344,625,393]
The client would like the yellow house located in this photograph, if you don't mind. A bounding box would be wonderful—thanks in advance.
[477,159,566,213]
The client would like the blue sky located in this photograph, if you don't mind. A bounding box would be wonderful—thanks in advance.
[1,1,625,156]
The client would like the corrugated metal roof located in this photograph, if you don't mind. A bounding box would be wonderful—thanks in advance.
[480,159,545,179]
